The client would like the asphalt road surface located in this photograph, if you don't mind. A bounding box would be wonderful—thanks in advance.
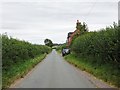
[12,50,102,88]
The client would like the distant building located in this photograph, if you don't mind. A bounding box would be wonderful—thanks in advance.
[118,1,120,25]
[67,20,80,47]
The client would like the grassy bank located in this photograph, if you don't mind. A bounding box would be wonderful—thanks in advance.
[65,24,120,88]
[2,54,47,89]
[2,34,52,89]
[65,53,120,88]
[62,24,120,88]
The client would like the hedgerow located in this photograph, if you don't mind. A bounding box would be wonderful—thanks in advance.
[71,25,120,87]
[2,34,51,70]
[2,34,51,88]
[72,25,120,64]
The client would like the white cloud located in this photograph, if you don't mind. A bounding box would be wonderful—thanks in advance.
[1,0,118,44]
[2,0,120,2]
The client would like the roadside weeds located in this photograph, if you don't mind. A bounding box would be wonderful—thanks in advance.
[2,53,47,89]
[64,54,119,89]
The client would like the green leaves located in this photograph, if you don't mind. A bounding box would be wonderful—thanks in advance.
[44,38,53,47]
[2,34,52,88]
[2,34,51,70]
[71,25,120,64]
[66,24,120,87]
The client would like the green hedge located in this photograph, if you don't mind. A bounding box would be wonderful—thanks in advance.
[2,34,51,71]
[70,25,120,87]
[71,25,120,64]
[2,34,52,89]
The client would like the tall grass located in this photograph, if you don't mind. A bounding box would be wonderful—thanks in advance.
[2,54,46,89]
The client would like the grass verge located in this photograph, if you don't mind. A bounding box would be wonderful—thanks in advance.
[57,50,61,54]
[65,54,120,88]
[2,53,47,89]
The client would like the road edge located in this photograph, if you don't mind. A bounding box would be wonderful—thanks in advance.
[56,51,118,89]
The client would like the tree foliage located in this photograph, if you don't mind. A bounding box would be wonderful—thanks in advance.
[2,34,51,70]
[72,24,120,64]
[70,21,89,47]
[70,24,120,87]
[76,21,88,35]
[44,38,53,47]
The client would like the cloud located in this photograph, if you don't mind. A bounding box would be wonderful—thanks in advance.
[2,0,119,2]
[1,1,118,44]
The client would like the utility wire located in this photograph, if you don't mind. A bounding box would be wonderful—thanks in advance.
[83,1,97,22]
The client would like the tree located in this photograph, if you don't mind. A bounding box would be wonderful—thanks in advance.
[76,20,88,35]
[76,20,82,30]
[81,22,88,34]
[44,39,53,47]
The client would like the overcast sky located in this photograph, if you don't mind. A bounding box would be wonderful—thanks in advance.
[0,0,119,44]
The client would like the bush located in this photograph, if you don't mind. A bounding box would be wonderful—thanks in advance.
[72,25,120,64]
[70,25,120,87]
[2,34,51,70]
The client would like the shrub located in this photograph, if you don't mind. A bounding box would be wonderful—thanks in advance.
[2,34,51,70]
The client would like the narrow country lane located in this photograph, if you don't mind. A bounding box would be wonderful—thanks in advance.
[11,50,104,88]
